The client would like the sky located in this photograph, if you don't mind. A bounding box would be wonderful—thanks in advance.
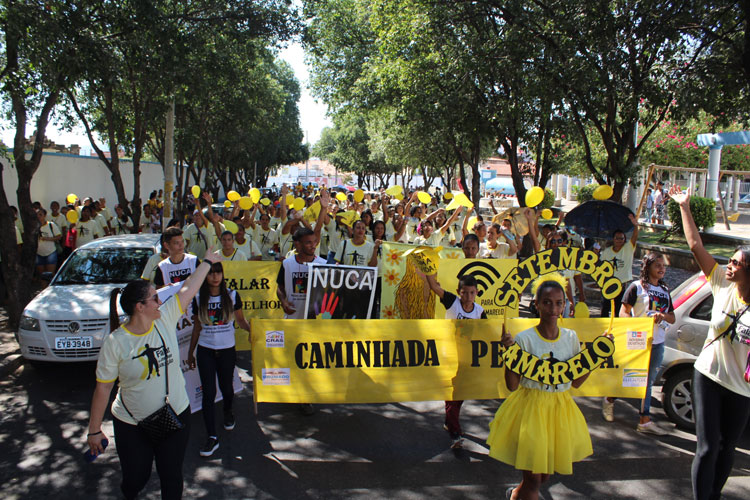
[0,41,332,154]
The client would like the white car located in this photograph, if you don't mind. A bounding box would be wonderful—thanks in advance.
[17,234,160,363]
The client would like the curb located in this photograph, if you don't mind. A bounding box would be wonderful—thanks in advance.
[0,352,24,379]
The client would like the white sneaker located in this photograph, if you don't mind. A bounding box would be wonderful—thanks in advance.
[637,421,667,436]
[602,398,614,422]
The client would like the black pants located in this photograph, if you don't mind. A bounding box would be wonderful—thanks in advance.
[196,344,236,436]
[600,286,626,318]
[113,408,191,500]
[691,371,750,500]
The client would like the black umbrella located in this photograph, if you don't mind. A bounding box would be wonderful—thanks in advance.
[563,200,635,239]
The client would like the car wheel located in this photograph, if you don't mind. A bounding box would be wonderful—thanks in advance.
[662,368,695,431]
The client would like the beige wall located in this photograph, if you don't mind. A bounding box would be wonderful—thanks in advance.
[1,152,164,208]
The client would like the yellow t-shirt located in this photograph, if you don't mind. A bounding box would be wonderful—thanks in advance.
[694,264,750,397]
[96,296,189,424]
[600,241,634,284]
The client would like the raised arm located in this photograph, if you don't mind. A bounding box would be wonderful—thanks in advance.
[525,208,541,253]
[176,246,224,307]
[628,213,639,246]
[670,186,715,276]
[424,273,445,300]
[440,206,463,235]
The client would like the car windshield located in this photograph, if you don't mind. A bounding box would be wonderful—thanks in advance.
[53,248,154,285]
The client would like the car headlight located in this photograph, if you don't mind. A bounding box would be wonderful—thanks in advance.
[19,315,40,331]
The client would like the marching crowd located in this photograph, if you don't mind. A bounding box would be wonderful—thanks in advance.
[7,182,747,500]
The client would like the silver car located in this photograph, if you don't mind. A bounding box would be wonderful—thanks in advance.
[658,272,713,430]
[17,234,159,363]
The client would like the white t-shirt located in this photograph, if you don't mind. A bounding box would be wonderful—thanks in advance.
[155,254,198,287]
[49,213,68,232]
[479,241,510,259]
[600,241,635,284]
[183,223,215,259]
[222,248,248,261]
[235,237,262,260]
[414,232,443,247]
[37,221,61,257]
[140,252,165,283]
[441,292,486,320]
[335,239,375,267]
[694,265,750,397]
[622,280,674,344]
[191,290,243,349]
[75,219,102,247]
[278,255,326,319]
[252,227,279,260]
[515,326,581,393]
[95,296,189,424]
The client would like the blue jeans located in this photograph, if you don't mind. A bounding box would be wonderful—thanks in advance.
[640,341,665,416]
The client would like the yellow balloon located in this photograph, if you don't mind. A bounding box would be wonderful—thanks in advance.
[354,189,365,203]
[223,219,239,234]
[541,208,553,219]
[239,196,253,210]
[525,186,545,208]
[336,192,347,202]
[227,190,241,202]
[444,192,454,200]
[445,199,460,211]
[454,193,474,210]
[593,184,614,200]
[224,200,232,208]
[191,186,200,198]
[66,210,79,224]
[417,191,432,204]
[286,194,295,207]
[249,188,261,204]
[66,193,78,204]
[385,185,403,196]
[293,197,305,211]
[260,197,271,206]
[575,302,590,319]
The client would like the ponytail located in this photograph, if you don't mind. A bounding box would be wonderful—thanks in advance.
[110,280,152,332]
[109,288,123,333]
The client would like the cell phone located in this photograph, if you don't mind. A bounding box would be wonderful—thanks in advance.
[83,438,109,463]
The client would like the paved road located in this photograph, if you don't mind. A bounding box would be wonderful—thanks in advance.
[1,351,749,500]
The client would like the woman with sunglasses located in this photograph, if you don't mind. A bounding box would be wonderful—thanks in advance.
[670,186,750,500]
[86,247,224,500]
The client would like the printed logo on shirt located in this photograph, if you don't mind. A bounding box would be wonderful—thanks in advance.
[206,301,229,326]
[132,344,173,380]
[169,268,192,283]
[293,272,308,294]
[647,288,671,313]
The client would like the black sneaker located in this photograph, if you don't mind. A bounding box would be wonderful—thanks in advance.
[223,411,235,431]
[200,436,219,457]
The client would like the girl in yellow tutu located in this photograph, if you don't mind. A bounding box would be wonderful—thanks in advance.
[488,277,594,500]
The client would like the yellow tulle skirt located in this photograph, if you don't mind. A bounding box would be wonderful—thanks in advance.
[486,386,592,475]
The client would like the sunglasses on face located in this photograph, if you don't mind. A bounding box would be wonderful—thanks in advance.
[140,294,159,305]
[549,238,564,244]
[614,236,626,241]
[729,258,746,269]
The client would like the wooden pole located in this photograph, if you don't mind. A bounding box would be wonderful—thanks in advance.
[634,163,657,221]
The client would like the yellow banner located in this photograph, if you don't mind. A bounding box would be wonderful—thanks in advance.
[379,242,518,318]
[251,317,654,403]
[222,261,283,350]
[436,258,518,318]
